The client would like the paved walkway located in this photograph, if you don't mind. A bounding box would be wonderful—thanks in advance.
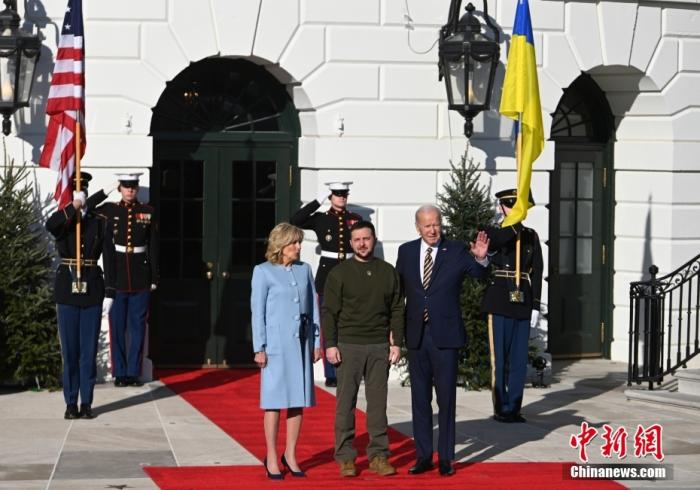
[1,360,698,489]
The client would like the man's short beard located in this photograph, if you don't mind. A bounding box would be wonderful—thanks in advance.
[355,249,373,259]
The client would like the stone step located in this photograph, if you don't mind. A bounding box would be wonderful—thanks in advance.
[625,388,700,410]
[674,369,700,396]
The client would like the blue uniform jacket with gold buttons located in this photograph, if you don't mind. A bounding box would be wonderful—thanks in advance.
[480,222,544,319]
[46,190,115,306]
[290,199,361,294]
[99,199,158,293]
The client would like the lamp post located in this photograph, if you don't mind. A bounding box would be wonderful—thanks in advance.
[438,0,500,138]
[0,0,41,136]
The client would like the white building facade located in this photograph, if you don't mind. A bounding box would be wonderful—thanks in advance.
[10,0,700,368]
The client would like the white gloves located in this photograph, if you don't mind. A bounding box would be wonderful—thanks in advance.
[530,309,540,328]
[316,189,329,204]
[151,283,158,291]
[73,190,86,207]
[102,298,114,317]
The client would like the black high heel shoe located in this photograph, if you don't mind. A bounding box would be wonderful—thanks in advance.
[264,458,284,480]
[281,454,306,477]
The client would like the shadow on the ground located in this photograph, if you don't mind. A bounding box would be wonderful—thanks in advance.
[390,360,628,463]
[92,368,257,417]
[0,386,27,396]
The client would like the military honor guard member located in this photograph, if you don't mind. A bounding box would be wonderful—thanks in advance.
[290,181,361,387]
[481,189,544,423]
[100,173,158,387]
[46,173,114,419]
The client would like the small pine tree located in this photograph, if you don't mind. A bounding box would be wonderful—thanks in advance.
[0,152,61,389]
[438,147,496,390]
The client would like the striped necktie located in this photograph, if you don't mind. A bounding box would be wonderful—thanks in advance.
[423,247,433,322]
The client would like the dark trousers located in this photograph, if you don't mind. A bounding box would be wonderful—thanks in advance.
[408,324,458,461]
[318,294,336,380]
[109,290,149,378]
[490,314,530,415]
[334,342,390,462]
[57,303,101,405]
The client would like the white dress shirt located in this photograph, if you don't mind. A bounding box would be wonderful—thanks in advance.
[419,240,439,284]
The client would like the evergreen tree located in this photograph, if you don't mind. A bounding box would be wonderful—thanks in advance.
[437,147,496,390]
[0,153,61,389]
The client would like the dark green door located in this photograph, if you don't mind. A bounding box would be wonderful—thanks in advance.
[150,142,293,366]
[548,147,609,357]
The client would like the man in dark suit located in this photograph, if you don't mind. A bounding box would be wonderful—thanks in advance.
[395,204,489,476]
[481,189,543,424]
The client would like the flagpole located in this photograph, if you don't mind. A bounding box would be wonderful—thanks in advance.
[515,114,523,290]
[75,119,82,290]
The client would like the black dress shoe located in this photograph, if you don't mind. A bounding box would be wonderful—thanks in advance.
[438,459,455,476]
[114,377,128,387]
[408,458,434,475]
[492,412,513,423]
[512,413,526,423]
[64,404,80,419]
[79,404,94,419]
[127,376,144,387]
[324,378,337,387]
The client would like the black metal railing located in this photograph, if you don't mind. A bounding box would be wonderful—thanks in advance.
[628,254,700,390]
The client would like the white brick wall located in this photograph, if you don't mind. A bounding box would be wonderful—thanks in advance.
[10,0,700,365]
[598,2,638,66]
[302,0,380,25]
[629,7,662,71]
[566,3,604,70]
[213,0,260,55]
[254,0,299,62]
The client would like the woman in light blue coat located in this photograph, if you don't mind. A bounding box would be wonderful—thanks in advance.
[251,222,322,479]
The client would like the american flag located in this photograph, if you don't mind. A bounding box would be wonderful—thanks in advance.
[39,0,85,209]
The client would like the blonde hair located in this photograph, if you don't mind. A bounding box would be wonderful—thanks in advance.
[265,223,304,264]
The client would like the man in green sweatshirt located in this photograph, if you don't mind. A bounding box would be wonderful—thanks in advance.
[322,220,404,478]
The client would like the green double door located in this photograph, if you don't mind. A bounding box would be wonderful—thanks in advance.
[150,141,294,366]
[548,146,612,358]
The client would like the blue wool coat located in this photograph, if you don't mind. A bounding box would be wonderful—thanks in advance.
[251,261,320,409]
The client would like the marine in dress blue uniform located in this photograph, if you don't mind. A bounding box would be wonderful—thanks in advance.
[100,173,158,387]
[481,189,543,423]
[290,182,361,387]
[46,173,114,419]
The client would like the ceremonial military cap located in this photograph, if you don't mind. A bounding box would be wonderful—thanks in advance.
[72,171,92,190]
[116,172,143,188]
[325,181,353,196]
[495,188,535,208]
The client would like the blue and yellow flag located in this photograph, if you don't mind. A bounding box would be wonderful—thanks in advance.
[499,0,544,227]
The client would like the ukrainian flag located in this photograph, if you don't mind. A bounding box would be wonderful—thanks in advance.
[499,0,544,227]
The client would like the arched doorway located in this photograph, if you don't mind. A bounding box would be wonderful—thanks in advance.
[548,73,615,358]
[149,58,300,367]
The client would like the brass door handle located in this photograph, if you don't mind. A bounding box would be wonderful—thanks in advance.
[206,271,213,280]
[221,271,230,279]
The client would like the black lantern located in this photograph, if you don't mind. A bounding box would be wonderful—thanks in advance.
[0,0,41,136]
[439,0,500,138]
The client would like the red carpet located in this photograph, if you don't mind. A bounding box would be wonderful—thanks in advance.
[144,369,624,489]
